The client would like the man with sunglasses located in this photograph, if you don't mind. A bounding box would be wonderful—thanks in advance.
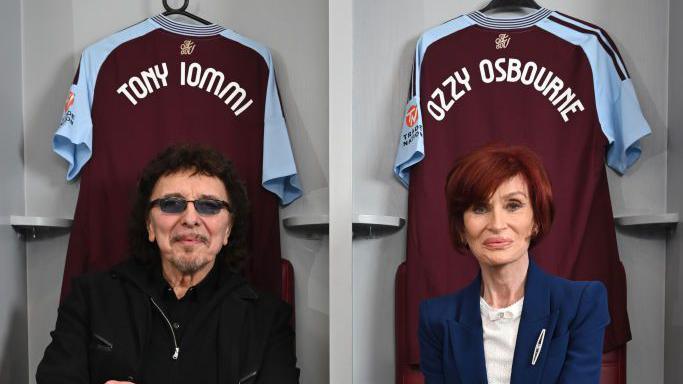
[37,144,299,384]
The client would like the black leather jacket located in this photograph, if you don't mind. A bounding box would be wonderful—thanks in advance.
[36,259,299,384]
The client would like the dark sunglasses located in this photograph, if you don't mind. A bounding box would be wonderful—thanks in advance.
[149,196,232,215]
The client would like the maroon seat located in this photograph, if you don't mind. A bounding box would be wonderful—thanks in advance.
[281,259,295,326]
[394,262,625,384]
[599,346,626,384]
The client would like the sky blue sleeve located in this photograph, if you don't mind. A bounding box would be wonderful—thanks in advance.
[261,51,302,205]
[539,15,651,175]
[53,55,94,181]
[590,42,651,173]
[394,92,425,188]
[393,50,425,188]
[602,78,651,174]
[218,29,302,205]
[393,17,473,187]
[53,20,155,181]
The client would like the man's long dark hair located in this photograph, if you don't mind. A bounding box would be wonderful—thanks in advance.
[128,144,250,270]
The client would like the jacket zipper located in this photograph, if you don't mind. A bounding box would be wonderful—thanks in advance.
[238,370,258,384]
[93,333,113,351]
[150,297,180,360]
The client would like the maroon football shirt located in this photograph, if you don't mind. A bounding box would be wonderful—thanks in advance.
[394,9,651,363]
[54,15,301,297]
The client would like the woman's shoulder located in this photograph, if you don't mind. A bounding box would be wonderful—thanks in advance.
[535,268,610,335]
[543,272,607,304]
[536,267,608,318]
[420,278,479,322]
[420,291,460,313]
[419,292,459,330]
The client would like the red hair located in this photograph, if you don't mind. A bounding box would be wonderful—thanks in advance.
[445,143,554,250]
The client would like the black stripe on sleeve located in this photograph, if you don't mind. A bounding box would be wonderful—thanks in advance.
[555,12,630,78]
[410,62,416,100]
[548,15,627,81]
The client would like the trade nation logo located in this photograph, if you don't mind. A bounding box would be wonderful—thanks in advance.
[64,91,75,112]
[405,105,419,128]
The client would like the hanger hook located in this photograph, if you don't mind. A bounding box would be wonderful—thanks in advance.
[163,0,189,12]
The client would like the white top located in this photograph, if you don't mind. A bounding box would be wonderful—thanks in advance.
[480,296,525,384]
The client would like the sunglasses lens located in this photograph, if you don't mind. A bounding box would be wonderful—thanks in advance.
[153,197,228,215]
[158,198,187,213]
[194,199,223,215]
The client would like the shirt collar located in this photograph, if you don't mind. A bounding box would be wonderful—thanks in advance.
[480,296,524,322]
[151,262,221,302]
[467,8,553,29]
[150,14,225,37]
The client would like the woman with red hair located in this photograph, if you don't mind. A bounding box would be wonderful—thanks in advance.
[419,144,609,384]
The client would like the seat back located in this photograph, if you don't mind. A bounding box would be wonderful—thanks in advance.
[600,347,626,384]
[281,259,295,326]
[394,262,625,384]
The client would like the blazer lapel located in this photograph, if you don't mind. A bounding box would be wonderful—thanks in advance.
[510,261,560,384]
[448,275,488,384]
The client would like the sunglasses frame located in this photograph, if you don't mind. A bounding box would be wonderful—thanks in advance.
[149,196,233,215]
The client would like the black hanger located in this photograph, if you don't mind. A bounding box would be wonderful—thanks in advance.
[479,0,541,13]
[162,0,212,25]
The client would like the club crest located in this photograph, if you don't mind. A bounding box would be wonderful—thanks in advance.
[180,40,196,55]
[495,33,511,49]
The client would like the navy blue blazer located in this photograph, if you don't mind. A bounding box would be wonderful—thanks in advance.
[419,260,610,384]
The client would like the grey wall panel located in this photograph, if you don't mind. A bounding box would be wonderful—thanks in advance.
[0,0,28,382]
[666,1,683,383]
[26,237,68,382]
[0,0,25,217]
[351,2,424,382]
[0,228,28,384]
[22,1,328,383]
[22,0,79,219]
[618,229,666,384]
[666,230,683,384]
[22,2,78,381]
[352,0,669,383]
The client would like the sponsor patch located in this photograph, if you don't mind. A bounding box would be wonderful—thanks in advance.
[405,105,419,128]
[64,91,75,112]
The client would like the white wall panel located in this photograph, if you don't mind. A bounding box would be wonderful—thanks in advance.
[329,0,354,382]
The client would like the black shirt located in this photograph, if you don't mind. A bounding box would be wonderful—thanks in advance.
[140,263,221,384]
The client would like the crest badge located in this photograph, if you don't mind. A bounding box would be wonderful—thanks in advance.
[180,40,196,55]
[495,33,511,49]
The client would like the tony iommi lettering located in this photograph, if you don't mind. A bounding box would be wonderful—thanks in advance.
[116,62,254,116]
[427,58,585,123]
